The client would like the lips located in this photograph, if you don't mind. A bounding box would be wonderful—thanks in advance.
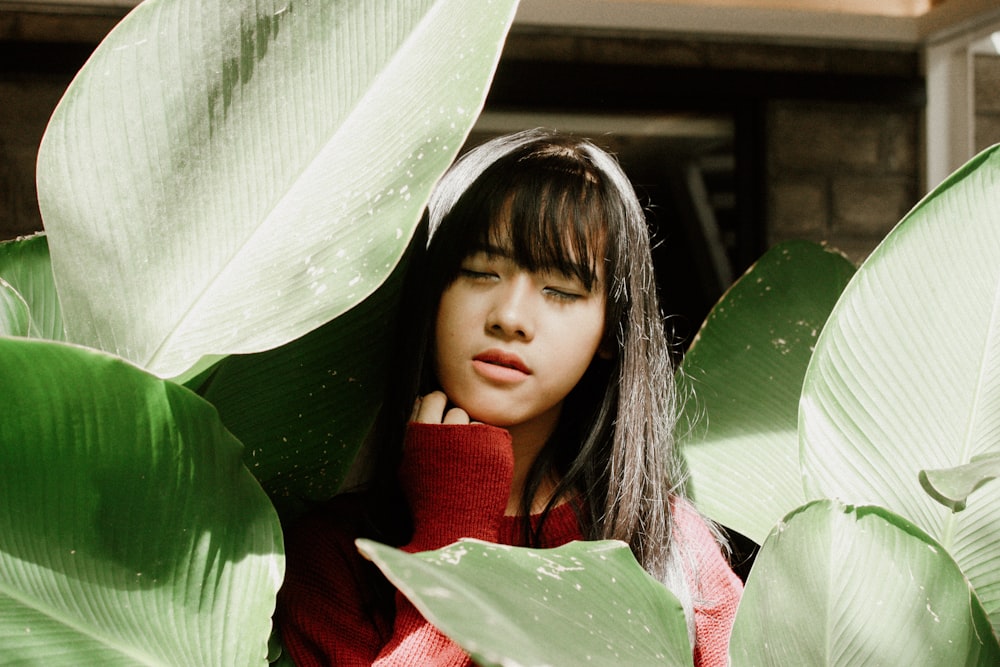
[473,349,531,374]
[471,349,532,384]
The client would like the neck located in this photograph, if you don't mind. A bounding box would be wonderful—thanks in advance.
[504,407,561,515]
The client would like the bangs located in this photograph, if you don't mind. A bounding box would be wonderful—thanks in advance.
[443,149,609,291]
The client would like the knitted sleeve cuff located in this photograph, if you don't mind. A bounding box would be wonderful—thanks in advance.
[399,422,514,553]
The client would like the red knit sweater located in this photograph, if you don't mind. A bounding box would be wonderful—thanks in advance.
[278,423,742,666]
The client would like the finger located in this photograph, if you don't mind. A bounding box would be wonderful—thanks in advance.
[410,396,423,421]
[442,407,471,424]
[413,391,448,423]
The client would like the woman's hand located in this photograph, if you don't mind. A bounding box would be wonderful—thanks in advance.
[399,391,513,554]
[411,391,476,425]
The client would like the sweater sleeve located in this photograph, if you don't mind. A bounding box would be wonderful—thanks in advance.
[398,422,514,552]
[277,423,514,667]
[278,497,390,667]
[673,498,744,667]
[370,422,514,666]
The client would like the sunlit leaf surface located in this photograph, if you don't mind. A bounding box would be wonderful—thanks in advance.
[0,337,283,664]
[800,145,1000,631]
[359,538,693,667]
[37,0,519,379]
[731,500,1000,666]
[679,240,854,543]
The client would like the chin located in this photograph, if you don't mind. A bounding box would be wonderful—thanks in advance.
[460,403,516,428]
[465,411,510,428]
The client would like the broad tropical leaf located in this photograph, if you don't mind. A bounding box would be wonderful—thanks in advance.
[678,240,855,543]
[799,145,1000,630]
[0,233,64,340]
[730,500,1000,666]
[201,257,408,514]
[0,337,283,665]
[359,538,693,667]
[37,0,519,379]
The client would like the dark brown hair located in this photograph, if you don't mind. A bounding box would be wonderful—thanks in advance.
[364,129,698,632]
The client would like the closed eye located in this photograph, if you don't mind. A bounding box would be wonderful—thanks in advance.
[543,286,582,302]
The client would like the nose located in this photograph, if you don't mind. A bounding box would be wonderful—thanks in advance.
[486,276,535,341]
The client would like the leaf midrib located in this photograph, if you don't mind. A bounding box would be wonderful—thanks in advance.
[941,261,1000,550]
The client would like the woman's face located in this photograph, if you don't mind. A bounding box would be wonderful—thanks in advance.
[433,233,607,443]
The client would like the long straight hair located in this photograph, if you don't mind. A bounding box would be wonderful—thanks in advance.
[365,128,697,630]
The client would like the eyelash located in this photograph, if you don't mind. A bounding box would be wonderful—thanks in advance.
[458,268,581,303]
[458,269,582,302]
[543,287,581,302]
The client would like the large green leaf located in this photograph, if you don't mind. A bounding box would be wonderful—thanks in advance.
[678,240,855,543]
[730,500,1000,666]
[358,538,693,667]
[0,233,64,340]
[0,337,283,664]
[200,256,407,514]
[37,0,519,379]
[799,145,1000,629]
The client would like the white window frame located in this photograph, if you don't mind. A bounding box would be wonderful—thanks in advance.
[923,7,1000,190]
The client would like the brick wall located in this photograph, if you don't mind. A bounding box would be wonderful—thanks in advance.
[767,101,920,262]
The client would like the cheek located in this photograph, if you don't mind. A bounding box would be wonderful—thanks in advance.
[435,284,467,331]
